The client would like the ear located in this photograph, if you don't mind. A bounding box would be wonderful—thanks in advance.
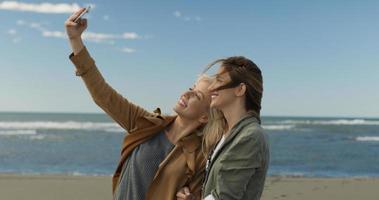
[198,114,209,124]
[235,83,246,97]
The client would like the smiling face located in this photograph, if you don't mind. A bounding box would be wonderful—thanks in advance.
[204,56,264,123]
[173,78,212,123]
[208,66,241,110]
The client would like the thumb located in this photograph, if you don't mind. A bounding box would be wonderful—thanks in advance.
[184,187,190,195]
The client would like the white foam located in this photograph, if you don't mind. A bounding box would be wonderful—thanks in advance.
[356,136,379,142]
[0,129,37,135]
[280,119,379,126]
[70,172,112,177]
[29,135,47,140]
[0,121,122,131]
[105,128,125,133]
[262,125,295,130]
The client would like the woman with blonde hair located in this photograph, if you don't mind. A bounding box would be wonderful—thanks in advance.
[65,8,222,200]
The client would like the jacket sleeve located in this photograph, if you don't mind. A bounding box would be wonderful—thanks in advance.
[185,145,206,200]
[211,129,264,200]
[189,163,206,200]
[69,47,154,133]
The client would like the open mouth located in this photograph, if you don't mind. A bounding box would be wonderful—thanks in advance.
[211,92,219,99]
[179,98,188,107]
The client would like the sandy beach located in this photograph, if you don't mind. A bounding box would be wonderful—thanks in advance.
[262,176,379,200]
[0,174,378,200]
[0,174,112,200]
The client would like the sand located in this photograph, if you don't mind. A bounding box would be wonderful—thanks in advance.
[261,176,379,200]
[0,174,378,200]
[0,174,112,200]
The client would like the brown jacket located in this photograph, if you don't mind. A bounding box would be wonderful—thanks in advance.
[69,47,206,200]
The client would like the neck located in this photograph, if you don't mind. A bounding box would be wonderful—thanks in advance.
[221,101,248,135]
[165,116,201,144]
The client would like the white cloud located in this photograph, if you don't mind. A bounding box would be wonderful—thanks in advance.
[121,47,136,53]
[16,19,25,25]
[82,32,140,42]
[173,11,181,17]
[16,20,47,32]
[7,29,17,35]
[13,19,142,50]
[122,32,139,39]
[173,10,202,22]
[6,28,21,43]
[42,30,66,39]
[0,1,84,14]
[40,29,141,43]
[15,20,141,43]
[30,22,46,31]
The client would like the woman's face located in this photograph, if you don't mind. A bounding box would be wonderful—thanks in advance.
[208,66,237,109]
[173,79,212,121]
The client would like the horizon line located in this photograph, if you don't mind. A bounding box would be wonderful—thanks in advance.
[0,110,377,119]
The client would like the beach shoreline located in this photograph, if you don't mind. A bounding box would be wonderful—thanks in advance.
[1,174,378,200]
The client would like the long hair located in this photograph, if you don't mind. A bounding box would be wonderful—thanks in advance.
[201,56,263,156]
[204,56,263,123]
[195,75,227,156]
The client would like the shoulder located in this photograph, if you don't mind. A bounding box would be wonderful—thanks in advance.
[227,123,268,156]
[238,122,266,143]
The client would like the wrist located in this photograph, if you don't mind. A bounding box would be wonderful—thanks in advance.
[69,35,82,41]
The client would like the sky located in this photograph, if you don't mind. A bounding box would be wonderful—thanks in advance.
[0,0,378,117]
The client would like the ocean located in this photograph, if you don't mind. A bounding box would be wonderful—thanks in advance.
[0,112,378,178]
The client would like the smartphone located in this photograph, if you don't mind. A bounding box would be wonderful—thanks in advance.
[74,5,91,23]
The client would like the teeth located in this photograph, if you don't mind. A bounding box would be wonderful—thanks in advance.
[179,99,186,107]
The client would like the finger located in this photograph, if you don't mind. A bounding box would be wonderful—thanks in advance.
[76,18,84,25]
[176,192,186,198]
[80,18,88,26]
[184,187,190,195]
[68,8,86,21]
[65,21,78,27]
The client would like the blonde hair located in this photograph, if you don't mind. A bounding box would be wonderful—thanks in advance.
[202,108,226,156]
[196,74,227,156]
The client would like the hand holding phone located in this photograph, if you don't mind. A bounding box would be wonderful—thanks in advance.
[73,5,91,23]
[65,6,90,40]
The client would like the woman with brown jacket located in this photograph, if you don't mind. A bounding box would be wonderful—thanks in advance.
[65,8,216,200]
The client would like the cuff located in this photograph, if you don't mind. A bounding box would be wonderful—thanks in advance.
[69,46,94,76]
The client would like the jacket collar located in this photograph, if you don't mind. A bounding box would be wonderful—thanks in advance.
[222,114,259,147]
[207,114,259,172]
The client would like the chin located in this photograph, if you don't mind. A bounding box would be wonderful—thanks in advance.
[173,104,181,114]
[210,100,221,109]
[174,103,188,115]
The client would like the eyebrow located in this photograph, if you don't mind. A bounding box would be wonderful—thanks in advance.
[215,73,227,81]
[197,90,205,99]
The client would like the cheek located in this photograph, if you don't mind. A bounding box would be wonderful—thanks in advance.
[214,90,233,103]
[187,100,207,113]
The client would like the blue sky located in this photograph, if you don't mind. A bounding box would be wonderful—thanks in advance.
[0,0,378,117]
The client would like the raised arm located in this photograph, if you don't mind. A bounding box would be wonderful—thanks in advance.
[64,8,154,133]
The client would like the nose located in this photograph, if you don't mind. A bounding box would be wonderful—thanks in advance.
[208,82,216,92]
